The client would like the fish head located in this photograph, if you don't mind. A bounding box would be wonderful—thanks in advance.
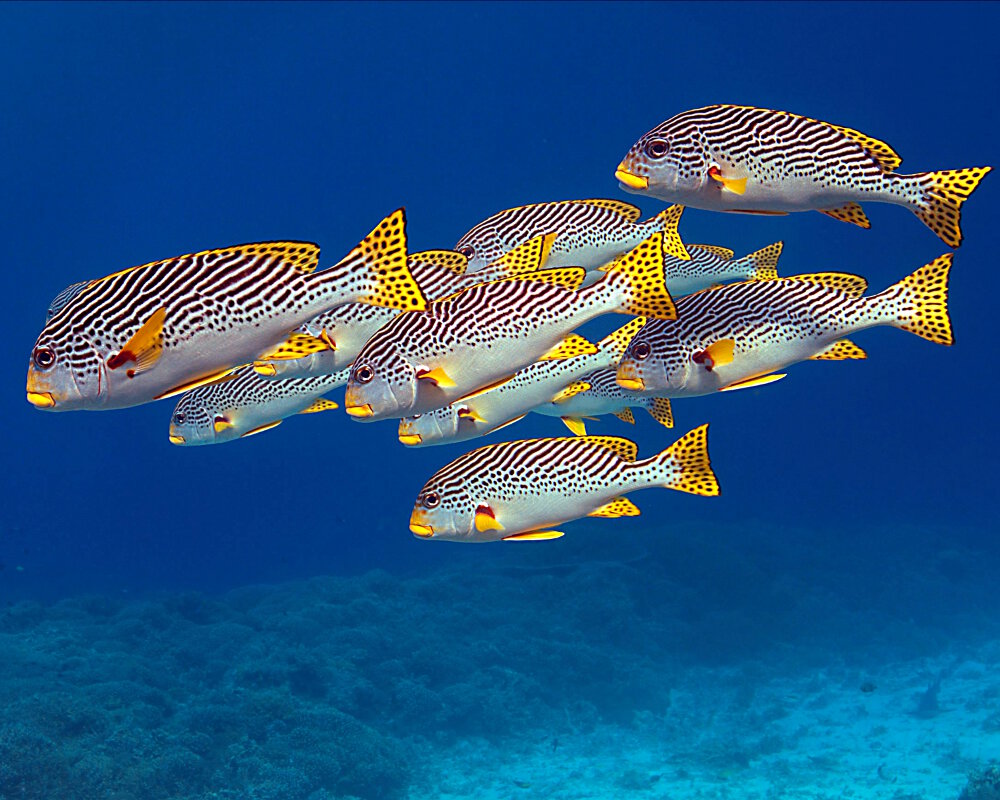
[616,321,684,394]
[397,405,462,447]
[26,325,106,411]
[344,355,418,421]
[408,480,478,542]
[168,391,239,446]
[616,115,710,200]
[454,225,507,273]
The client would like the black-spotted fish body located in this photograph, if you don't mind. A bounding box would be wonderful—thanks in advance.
[46,280,92,321]
[168,366,348,446]
[455,200,690,271]
[26,210,424,411]
[616,255,954,398]
[408,425,719,543]
[344,233,679,420]
[659,241,782,297]
[397,318,646,447]
[615,104,990,248]
[533,368,674,435]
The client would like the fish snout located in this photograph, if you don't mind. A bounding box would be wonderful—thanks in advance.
[616,363,645,391]
[345,403,374,418]
[615,161,648,191]
[398,433,422,446]
[26,391,56,409]
[409,509,434,538]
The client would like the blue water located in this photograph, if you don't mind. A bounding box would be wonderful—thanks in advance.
[2,3,998,798]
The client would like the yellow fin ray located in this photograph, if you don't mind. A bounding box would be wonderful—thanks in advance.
[240,420,283,438]
[539,334,598,361]
[819,202,871,229]
[560,416,587,436]
[588,497,640,518]
[299,398,339,414]
[613,408,635,424]
[153,366,240,401]
[809,339,867,361]
[502,530,565,541]
[106,307,167,377]
[720,373,787,392]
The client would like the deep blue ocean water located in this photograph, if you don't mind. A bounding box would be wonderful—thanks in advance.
[2,3,998,798]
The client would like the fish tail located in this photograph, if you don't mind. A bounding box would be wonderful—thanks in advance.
[644,397,674,429]
[642,423,719,496]
[641,205,690,260]
[736,241,783,281]
[907,166,991,248]
[311,208,428,311]
[870,254,954,345]
[601,232,678,320]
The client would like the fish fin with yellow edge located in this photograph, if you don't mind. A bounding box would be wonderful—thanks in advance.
[503,265,586,291]
[576,198,642,221]
[580,435,638,461]
[321,208,427,311]
[299,398,339,414]
[709,170,747,195]
[876,253,954,345]
[597,316,646,359]
[409,249,468,275]
[213,417,234,434]
[735,241,783,282]
[487,233,557,275]
[416,366,457,388]
[809,339,867,361]
[153,366,241,400]
[613,408,635,424]
[454,375,515,403]
[600,233,678,321]
[561,416,588,436]
[819,202,871,229]
[913,167,991,248]
[240,420,283,438]
[257,332,332,363]
[719,373,787,392]
[691,339,735,371]
[502,530,565,541]
[650,423,720,497]
[490,414,527,434]
[551,381,591,404]
[646,205,690,260]
[828,124,902,172]
[783,272,868,298]
[646,398,674,429]
[588,497,640,518]
[107,307,167,377]
[539,334,598,361]
[725,209,789,216]
[688,244,735,260]
[474,504,504,533]
[458,406,487,424]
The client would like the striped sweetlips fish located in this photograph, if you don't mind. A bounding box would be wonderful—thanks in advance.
[26,209,424,411]
[533,368,674,436]
[615,104,991,248]
[253,236,553,380]
[396,317,646,447]
[344,232,680,421]
[408,424,719,542]
[616,254,954,397]
[454,199,690,272]
[168,366,348,446]
[661,240,782,297]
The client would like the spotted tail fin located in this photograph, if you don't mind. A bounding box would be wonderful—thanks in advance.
[600,233,677,321]
[637,423,719,496]
[912,167,990,248]
[641,205,690,260]
[872,254,954,345]
[734,241,783,282]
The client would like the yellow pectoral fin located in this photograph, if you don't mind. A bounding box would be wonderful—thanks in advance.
[475,510,505,533]
[416,367,456,388]
[720,373,787,392]
[560,416,587,436]
[705,339,735,368]
[709,171,747,195]
[213,417,234,434]
[107,307,167,376]
[458,406,487,424]
[240,420,283,438]
[299,398,339,414]
[502,530,565,541]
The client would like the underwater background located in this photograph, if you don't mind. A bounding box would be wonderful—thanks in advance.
[2,2,998,798]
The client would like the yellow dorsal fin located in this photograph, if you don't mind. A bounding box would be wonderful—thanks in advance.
[488,232,557,275]
[598,316,647,356]
[613,408,635,424]
[502,530,565,541]
[106,307,167,377]
[646,398,674,429]
[689,244,735,260]
[573,198,642,221]
[409,249,469,276]
[539,334,598,361]
[416,366,456,388]
[240,420,283,438]
[829,124,902,172]
[720,373,787,392]
[551,380,591,405]
[819,202,871,229]
[560,416,587,436]
[587,497,640,518]
[809,339,868,361]
[299,398,339,414]
[581,435,638,461]
[783,272,868,298]
[153,366,241,401]
[257,332,331,363]
[498,265,586,291]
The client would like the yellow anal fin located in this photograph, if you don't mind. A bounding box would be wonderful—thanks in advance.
[720,373,787,392]
[240,420,283,438]
[688,244,735,260]
[153,366,240,401]
[819,202,871,229]
[258,332,331,362]
[416,366,456,388]
[489,233,557,275]
[491,413,527,434]
[551,380,591,404]
[409,249,468,275]
[830,124,902,172]
[613,408,635,424]
[502,530,565,541]
[575,198,641,221]
[588,497,640,518]
[561,416,587,436]
[646,398,674,429]
[299,397,339,414]
[809,339,867,361]
[783,272,868,298]
[539,335,598,361]
[107,307,167,377]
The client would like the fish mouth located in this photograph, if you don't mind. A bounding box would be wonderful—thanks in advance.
[616,373,645,391]
[169,433,186,445]
[26,391,56,408]
[409,522,434,538]
[253,362,277,377]
[615,164,648,191]
[398,433,422,446]
[345,403,374,418]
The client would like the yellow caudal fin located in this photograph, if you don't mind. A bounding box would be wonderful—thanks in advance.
[739,241,783,281]
[651,423,720,497]
[913,167,991,248]
[645,397,674,429]
[646,205,690,260]
[602,233,677,320]
[881,254,954,345]
[597,316,646,359]
[330,208,427,311]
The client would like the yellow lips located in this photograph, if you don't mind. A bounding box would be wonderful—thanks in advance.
[253,362,277,377]
[169,434,186,445]
[616,374,645,391]
[345,403,374,418]
[26,391,55,408]
[409,523,434,537]
[398,433,422,445]
[615,163,648,190]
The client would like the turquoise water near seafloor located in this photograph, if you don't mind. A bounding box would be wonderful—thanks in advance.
[2,2,998,798]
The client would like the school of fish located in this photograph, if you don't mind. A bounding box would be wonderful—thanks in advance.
[26,104,991,542]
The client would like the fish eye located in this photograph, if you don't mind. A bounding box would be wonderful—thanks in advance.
[422,491,440,509]
[172,412,186,425]
[32,347,56,370]
[645,138,669,159]
[457,245,475,259]
[354,364,375,384]
[632,341,652,360]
